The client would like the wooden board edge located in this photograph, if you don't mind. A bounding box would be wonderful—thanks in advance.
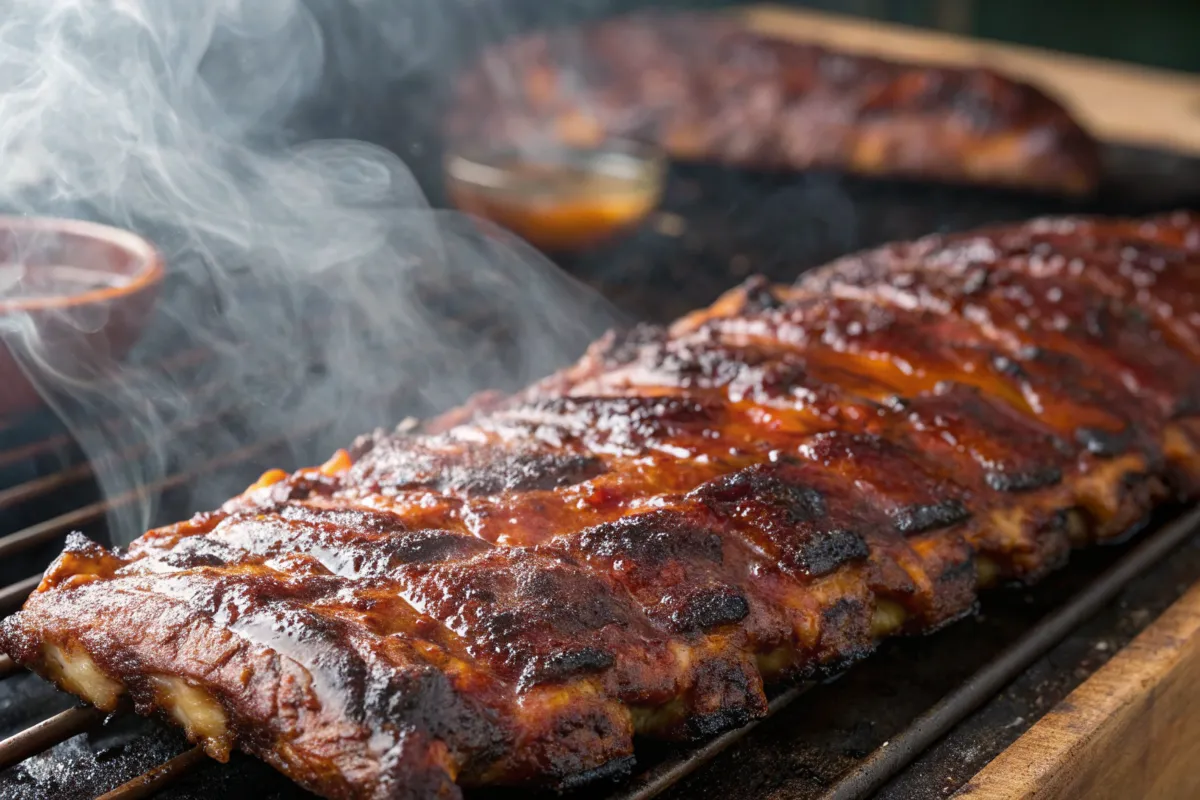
[736,4,1200,157]
[953,578,1200,799]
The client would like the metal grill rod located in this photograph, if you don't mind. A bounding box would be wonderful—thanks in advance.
[0,705,106,771]
[0,327,344,516]
[0,406,240,512]
[95,745,209,800]
[0,309,345,500]
[0,421,324,561]
[0,575,41,614]
[0,432,75,471]
[0,346,215,471]
[0,460,96,511]
[616,684,811,800]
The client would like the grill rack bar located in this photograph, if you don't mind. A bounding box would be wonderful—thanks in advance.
[95,746,209,800]
[0,705,105,772]
[0,460,96,511]
[0,345,214,472]
[0,422,324,562]
[0,342,307,516]
[0,575,41,614]
[0,404,237,512]
[618,685,810,800]
[0,431,75,471]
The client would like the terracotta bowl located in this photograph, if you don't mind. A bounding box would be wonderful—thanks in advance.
[0,216,164,418]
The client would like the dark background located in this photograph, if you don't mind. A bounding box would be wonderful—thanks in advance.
[402,0,1200,72]
[645,0,1200,73]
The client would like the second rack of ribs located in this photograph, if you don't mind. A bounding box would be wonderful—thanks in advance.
[5,211,1200,799]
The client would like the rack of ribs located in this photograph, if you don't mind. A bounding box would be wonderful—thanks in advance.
[447,11,1102,196]
[4,210,1200,799]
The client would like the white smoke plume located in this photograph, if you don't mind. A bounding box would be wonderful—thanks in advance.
[0,0,622,545]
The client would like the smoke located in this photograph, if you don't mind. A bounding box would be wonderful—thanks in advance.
[0,0,622,545]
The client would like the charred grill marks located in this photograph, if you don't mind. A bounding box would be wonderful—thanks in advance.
[353,444,608,496]
[985,465,1064,493]
[890,500,971,535]
[1075,426,1133,458]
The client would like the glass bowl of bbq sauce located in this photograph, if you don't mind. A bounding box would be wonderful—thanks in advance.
[444,137,666,254]
[0,216,164,417]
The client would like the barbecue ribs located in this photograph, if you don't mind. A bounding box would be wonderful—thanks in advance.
[448,12,1101,195]
[5,211,1200,799]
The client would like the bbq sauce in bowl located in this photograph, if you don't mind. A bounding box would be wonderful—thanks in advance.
[445,139,666,253]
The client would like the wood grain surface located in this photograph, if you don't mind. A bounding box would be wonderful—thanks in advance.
[740,4,1200,156]
[951,578,1200,799]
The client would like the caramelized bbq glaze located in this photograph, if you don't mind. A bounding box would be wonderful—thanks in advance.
[447,11,1101,195]
[6,211,1200,799]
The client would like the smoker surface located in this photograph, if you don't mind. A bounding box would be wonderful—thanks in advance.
[448,11,1101,196]
[4,209,1200,799]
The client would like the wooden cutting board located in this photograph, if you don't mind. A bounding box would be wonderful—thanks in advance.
[951,576,1200,799]
[739,4,1200,157]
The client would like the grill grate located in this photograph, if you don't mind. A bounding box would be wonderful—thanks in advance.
[1,142,1199,799]
[0,386,316,798]
[0,707,107,774]
[94,747,209,800]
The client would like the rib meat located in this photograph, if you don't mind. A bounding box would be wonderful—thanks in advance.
[447,11,1101,195]
[5,211,1200,799]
